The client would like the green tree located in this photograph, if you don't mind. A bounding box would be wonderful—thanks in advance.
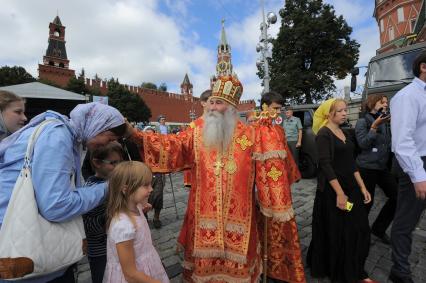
[66,76,87,94]
[141,82,157,90]
[108,78,151,122]
[266,0,360,103]
[158,82,167,92]
[0,66,36,86]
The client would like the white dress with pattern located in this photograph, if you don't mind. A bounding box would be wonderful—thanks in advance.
[103,210,169,283]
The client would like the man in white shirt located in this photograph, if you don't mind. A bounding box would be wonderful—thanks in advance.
[158,115,168,135]
[389,52,426,283]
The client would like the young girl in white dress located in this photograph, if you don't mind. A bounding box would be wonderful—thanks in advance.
[103,161,169,283]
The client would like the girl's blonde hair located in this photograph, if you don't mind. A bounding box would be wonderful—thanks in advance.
[0,90,24,111]
[106,161,152,229]
[328,98,347,119]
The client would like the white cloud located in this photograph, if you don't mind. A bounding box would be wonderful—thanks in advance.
[0,0,381,104]
[0,0,214,98]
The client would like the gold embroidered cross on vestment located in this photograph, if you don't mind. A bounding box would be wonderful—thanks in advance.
[236,135,253,151]
[267,166,282,182]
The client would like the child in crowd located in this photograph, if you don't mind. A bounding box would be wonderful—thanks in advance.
[83,141,124,283]
[103,161,169,283]
[143,126,165,228]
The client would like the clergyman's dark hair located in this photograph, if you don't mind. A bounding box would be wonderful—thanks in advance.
[413,50,426,78]
[260,91,285,107]
[200,90,212,102]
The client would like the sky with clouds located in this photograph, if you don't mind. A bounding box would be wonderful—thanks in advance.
[0,0,379,102]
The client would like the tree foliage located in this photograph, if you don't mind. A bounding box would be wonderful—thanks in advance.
[66,76,87,94]
[0,66,36,87]
[141,82,157,90]
[108,78,151,123]
[266,0,360,104]
[158,82,167,92]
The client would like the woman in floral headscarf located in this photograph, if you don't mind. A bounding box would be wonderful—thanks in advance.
[0,102,126,283]
[307,98,376,283]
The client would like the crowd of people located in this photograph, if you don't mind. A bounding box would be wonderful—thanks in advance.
[0,51,425,283]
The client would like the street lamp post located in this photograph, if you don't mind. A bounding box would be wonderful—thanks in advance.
[256,0,277,94]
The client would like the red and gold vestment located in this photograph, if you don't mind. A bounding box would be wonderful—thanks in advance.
[131,117,305,283]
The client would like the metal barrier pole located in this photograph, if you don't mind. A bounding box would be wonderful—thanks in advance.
[168,173,179,219]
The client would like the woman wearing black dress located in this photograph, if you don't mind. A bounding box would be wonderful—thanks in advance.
[307,98,377,283]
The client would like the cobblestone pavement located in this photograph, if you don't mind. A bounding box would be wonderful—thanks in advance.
[77,173,426,283]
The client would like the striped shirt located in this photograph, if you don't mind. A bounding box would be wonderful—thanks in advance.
[83,176,107,258]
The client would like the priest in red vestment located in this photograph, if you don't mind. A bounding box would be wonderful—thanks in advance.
[128,75,305,283]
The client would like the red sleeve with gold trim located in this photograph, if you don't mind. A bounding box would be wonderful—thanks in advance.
[130,129,194,173]
[253,120,300,222]
[274,125,301,185]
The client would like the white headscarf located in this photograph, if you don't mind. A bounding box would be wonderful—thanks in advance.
[0,103,124,178]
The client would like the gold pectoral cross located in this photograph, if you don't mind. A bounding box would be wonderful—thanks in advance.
[214,160,224,176]
[225,159,237,174]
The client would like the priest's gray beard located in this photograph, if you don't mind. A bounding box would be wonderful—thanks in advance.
[203,106,238,153]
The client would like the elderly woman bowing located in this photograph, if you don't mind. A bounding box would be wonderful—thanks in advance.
[0,102,126,283]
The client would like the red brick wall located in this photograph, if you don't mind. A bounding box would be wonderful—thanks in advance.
[38,64,75,88]
[84,78,256,123]
[375,0,421,53]
[237,100,256,112]
[37,73,256,124]
[140,91,203,123]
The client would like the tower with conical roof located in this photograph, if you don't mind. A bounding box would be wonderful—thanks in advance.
[211,20,233,87]
[181,73,193,98]
[38,15,75,87]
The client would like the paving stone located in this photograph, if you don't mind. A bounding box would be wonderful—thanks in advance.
[76,270,92,283]
[76,174,426,283]
[162,255,181,268]
[370,266,389,282]
[365,259,376,274]
[166,263,183,279]
[170,275,182,283]
[375,257,393,272]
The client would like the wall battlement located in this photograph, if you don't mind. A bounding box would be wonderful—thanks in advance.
[83,77,255,106]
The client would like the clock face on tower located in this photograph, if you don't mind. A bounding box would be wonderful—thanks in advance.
[217,61,228,72]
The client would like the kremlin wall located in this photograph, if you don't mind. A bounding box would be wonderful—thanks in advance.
[38,16,256,123]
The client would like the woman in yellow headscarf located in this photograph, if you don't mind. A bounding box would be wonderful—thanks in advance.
[307,98,376,283]
[312,98,336,135]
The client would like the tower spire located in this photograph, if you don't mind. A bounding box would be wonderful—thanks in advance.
[220,19,228,46]
[216,20,232,76]
[210,20,233,88]
[38,15,75,87]
[181,73,193,98]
